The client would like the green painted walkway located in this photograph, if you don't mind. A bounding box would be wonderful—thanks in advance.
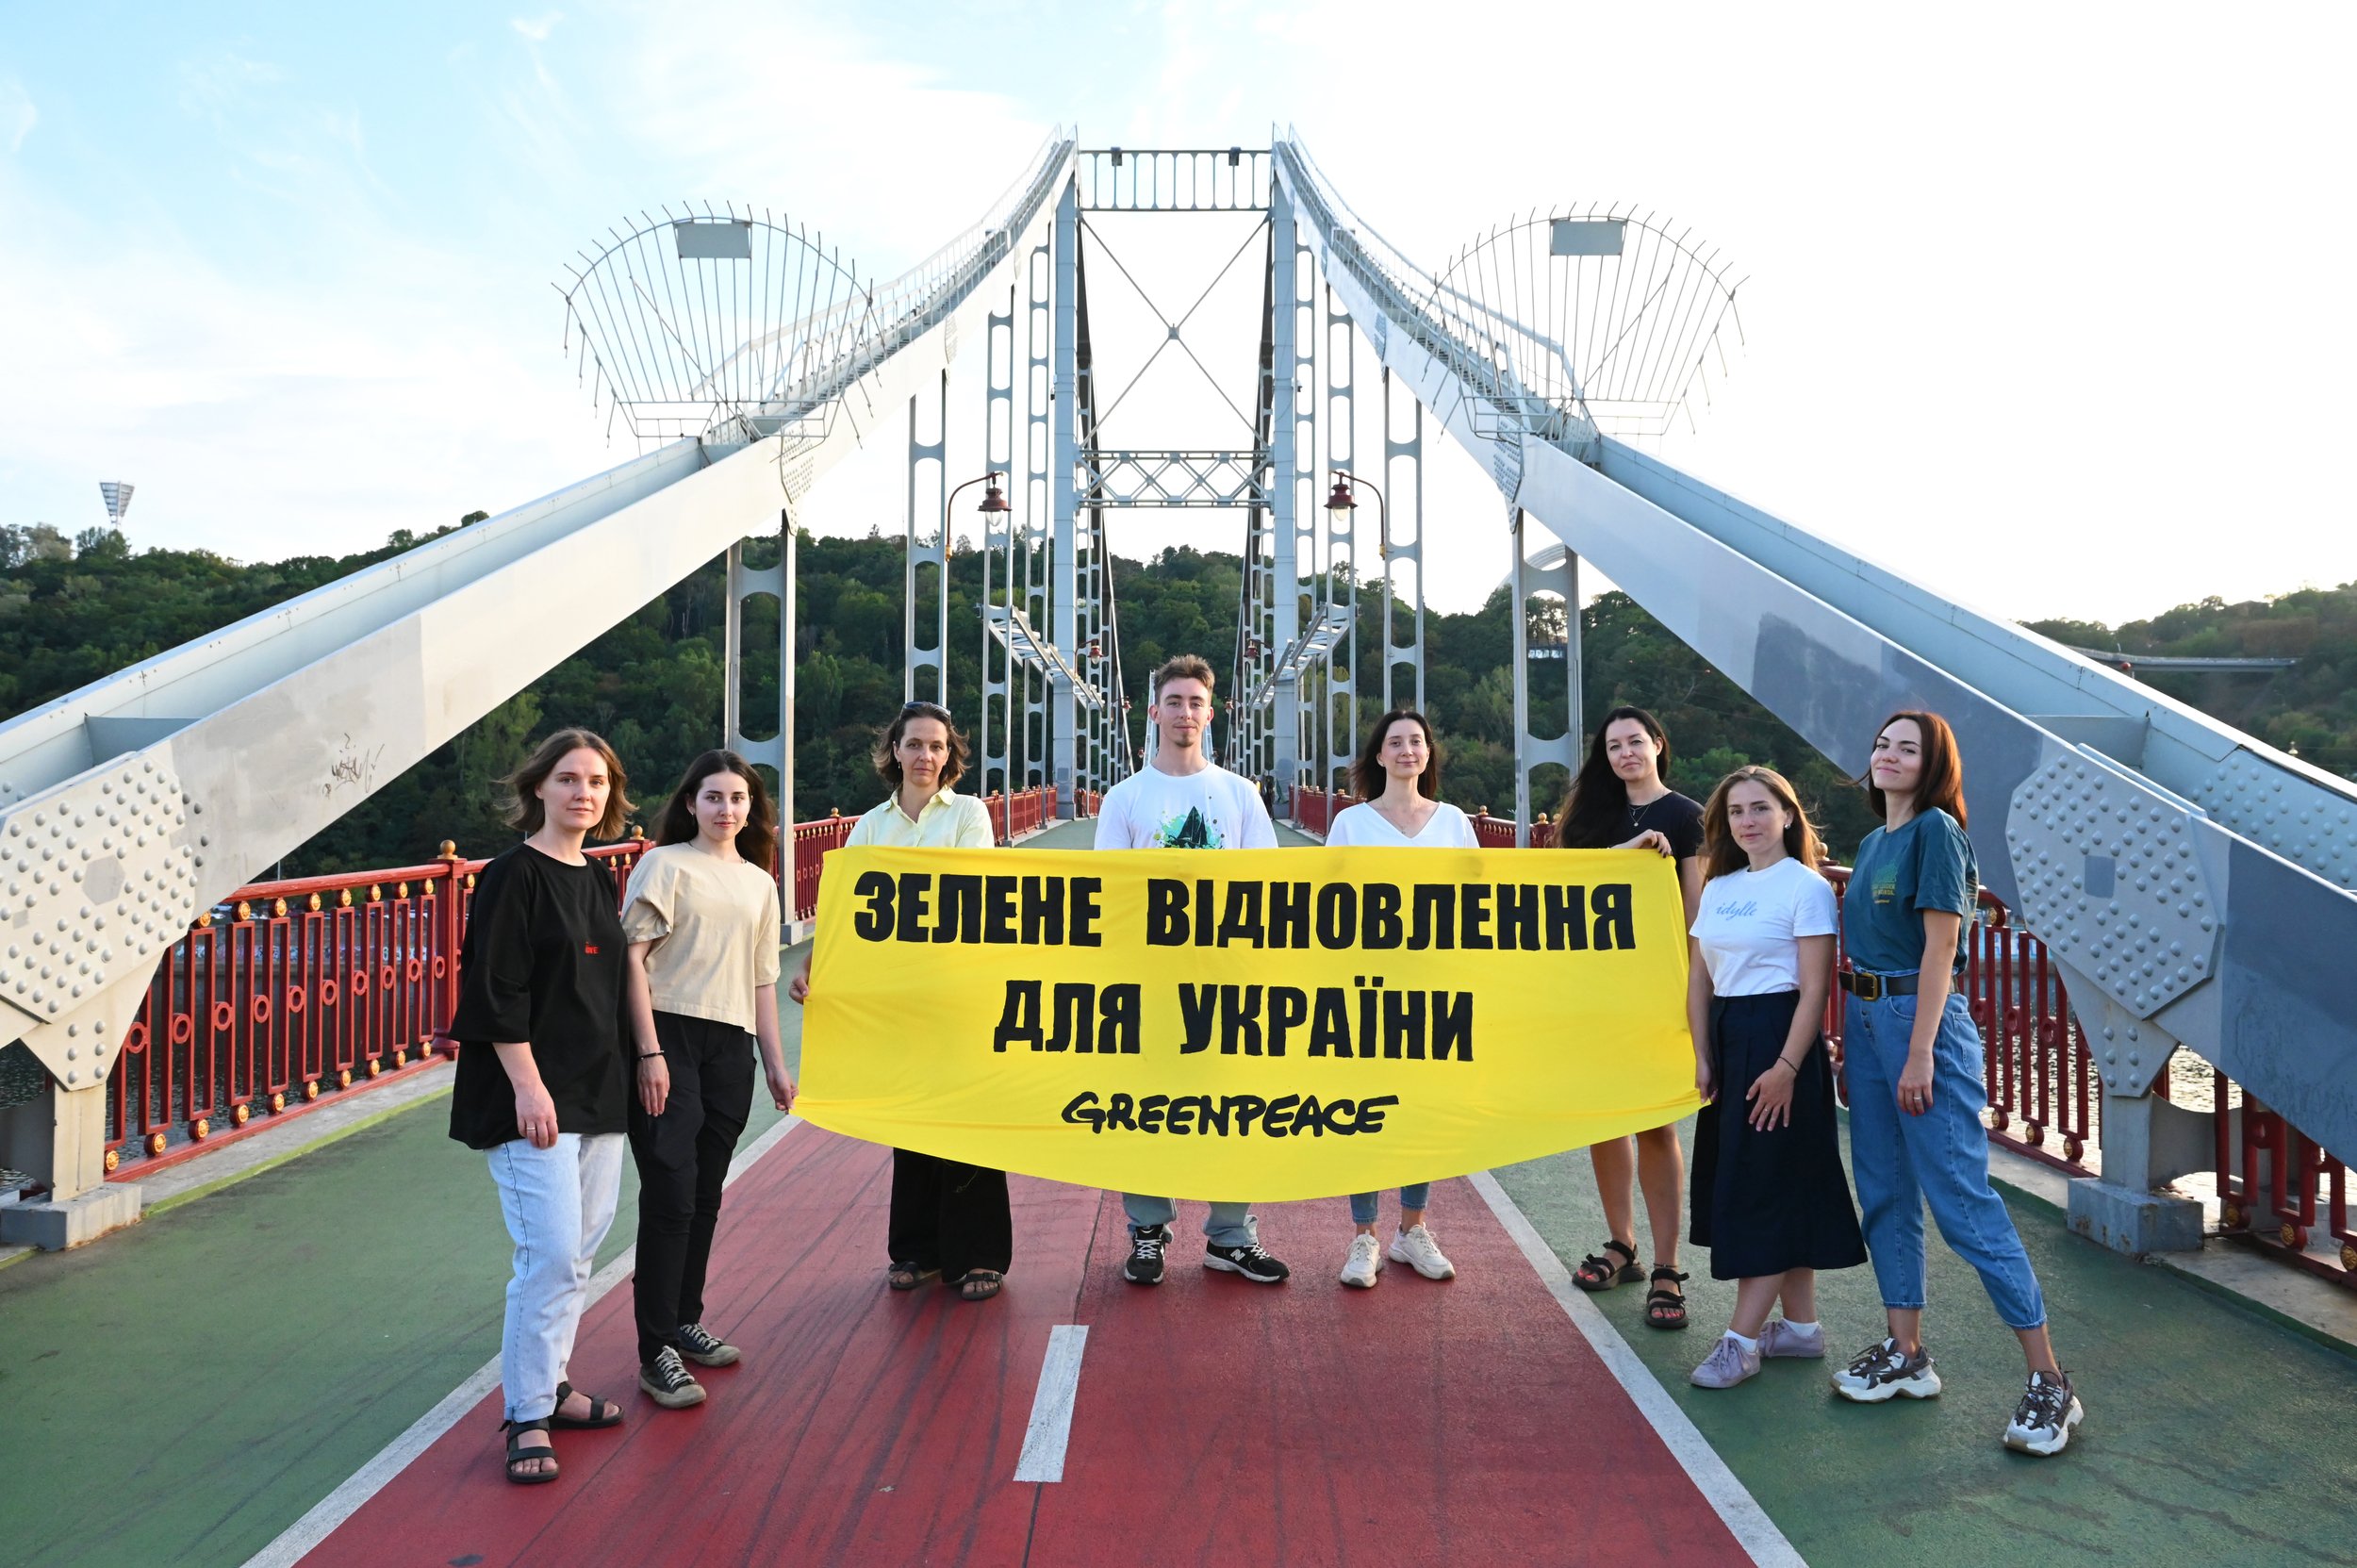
[1,816,2351,1566]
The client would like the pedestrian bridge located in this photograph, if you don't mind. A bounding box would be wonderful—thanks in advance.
[2,132,2355,1567]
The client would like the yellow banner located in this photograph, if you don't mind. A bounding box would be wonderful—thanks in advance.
[799,847,1697,1199]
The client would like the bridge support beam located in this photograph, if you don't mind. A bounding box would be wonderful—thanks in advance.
[725,508,797,937]
[1381,368,1426,713]
[1267,180,1304,813]
[1049,177,1080,817]
[1509,508,1578,847]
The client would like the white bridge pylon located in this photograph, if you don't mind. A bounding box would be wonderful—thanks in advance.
[3,135,2355,1263]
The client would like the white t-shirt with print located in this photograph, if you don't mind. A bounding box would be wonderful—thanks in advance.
[1689,855,1839,997]
[1095,759,1277,850]
[1325,800,1478,850]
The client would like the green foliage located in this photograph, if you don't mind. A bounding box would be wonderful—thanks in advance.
[2026,584,2357,778]
[8,517,2346,879]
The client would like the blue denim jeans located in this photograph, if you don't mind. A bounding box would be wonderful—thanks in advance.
[1122,1194,1255,1249]
[1844,987,2046,1331]
[1348,1184,1433,1226]
[486,1131,627,1422]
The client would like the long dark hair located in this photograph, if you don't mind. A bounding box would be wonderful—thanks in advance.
[1554,705,1672,849]
[1349,708,1442,801]
[1864,709,1968,828]
[655,749,779,871]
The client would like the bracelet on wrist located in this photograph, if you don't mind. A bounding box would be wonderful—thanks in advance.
[1774,1057,1800,1074]
[638,1051,665,1061]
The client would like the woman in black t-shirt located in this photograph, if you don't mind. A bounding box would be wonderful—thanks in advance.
[447,728,636,1485]
[1553,706,1708,1330]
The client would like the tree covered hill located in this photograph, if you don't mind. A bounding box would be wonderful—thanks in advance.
[5,518,2347,875]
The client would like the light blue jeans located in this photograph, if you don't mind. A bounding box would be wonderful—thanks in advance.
[1348,1184,1432,1227]
[1123,1193,1255,1249]
[487,1131,627,1422]
[1844,987,2046,1331]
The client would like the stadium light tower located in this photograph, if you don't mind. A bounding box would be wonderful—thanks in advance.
[99,481,135,531]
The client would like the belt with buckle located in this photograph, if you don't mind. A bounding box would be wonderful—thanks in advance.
[1839,969,1920,1001]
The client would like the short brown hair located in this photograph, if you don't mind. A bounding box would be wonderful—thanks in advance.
[1863,710,1968,828]
[1701,766,1826,879]
[874,700,970,791]
[1154,653,1216,694]
[655,749,779,872]
[501,727,634,839]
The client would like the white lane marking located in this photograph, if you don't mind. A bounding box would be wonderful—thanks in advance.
[1470,1170,1805,1568]
[1013,1324,1090,1483]
[243,1114,806,1568]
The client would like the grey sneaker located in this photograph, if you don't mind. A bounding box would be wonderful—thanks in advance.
[1832,1336,1941,1402]
[1757,1320,1825,1360]
[1689,1333,1762,1389]
[676,1322,740,1368]
[2003,1370,2083,1456]
[638,1345,706,1409]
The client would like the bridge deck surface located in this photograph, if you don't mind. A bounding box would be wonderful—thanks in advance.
[0,817,2351,1566]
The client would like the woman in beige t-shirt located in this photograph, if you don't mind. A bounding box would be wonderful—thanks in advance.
[786,701,1009,1302]
[620,750,791,1412]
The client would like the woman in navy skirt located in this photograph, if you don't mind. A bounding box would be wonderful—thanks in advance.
[1684,766,1865,1389]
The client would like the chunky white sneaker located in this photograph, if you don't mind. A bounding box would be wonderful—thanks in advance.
[1689,1333,1762,1389]
[1831,1336,1941,1402]
[1757,1320,1825,1360]
[1339,1232,1384,1288]
[1387,1223,1457,1280]
[2003,1370,2083,1456]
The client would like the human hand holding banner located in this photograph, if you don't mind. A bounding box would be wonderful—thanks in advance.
[798,847,1698,1199]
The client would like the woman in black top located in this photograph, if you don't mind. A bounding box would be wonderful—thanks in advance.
[1554,706,1708,1329]
[447,728,636,1485]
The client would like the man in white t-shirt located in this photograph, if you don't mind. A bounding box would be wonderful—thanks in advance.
[1094,655,1291,1286]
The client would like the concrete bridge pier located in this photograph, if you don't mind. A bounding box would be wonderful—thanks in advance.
[0,1077,140,1249]
[2057,969,2208,1256]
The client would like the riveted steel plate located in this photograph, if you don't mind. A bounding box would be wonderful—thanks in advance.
[2192,750,2357,892]
[1,758,206,1081]
[2006,754,2219,1020]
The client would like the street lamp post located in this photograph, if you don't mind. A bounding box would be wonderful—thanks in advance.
[1326,472,1384,794]
[956,472,1014,840]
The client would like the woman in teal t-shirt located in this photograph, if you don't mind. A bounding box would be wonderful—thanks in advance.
[1830,710,2085,1459]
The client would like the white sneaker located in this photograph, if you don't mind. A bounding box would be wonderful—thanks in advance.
[2003,1370,2083,1456]
[1387,1223,1457,1280]
[1757,1320,1825,1360]
[1339,1232,1384,1288]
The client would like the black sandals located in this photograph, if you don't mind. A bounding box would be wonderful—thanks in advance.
[502,1417,558,1485]
[1644,1266,1691,1330]
[888,1261,942,1291]
[1572,1238,1641,1292]
[549,1380,623,1429]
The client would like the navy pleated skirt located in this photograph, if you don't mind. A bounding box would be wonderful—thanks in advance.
[1687,989,1867,1280]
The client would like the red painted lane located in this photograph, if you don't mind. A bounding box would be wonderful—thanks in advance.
[305,1130,1102,1567]
[1027,1186,1747,1567]
[301,1146,1743,1567]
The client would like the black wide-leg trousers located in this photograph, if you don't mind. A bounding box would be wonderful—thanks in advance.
[887,1149,1013,1281]
[628,1012,754,1365]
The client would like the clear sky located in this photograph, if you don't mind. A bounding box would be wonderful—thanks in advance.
[3,1,2352,627]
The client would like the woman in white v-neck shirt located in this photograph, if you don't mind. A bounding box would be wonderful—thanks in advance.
[1322,709,1473,1289]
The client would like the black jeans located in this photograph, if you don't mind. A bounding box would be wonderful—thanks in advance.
[888,1150,1013,1280]
[628,1012,754,1366]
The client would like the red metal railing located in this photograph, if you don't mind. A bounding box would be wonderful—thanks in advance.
[792,813,856,922]
[103,839,649,1171]
[2217,1080,2357,1284]
[985,784,1059,842]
